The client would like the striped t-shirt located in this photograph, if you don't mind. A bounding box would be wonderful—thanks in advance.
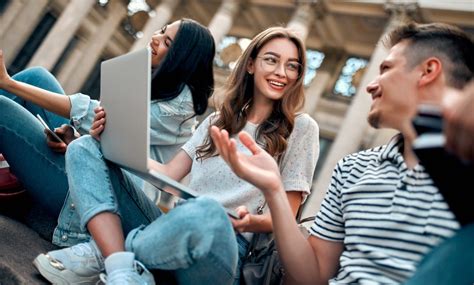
[310,134,459,284]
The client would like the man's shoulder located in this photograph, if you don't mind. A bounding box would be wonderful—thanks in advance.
[340,145,386,165]
[359,144,387,156]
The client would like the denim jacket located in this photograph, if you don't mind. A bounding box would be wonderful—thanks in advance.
[53,85,197,247]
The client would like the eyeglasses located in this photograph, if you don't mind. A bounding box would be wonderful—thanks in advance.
[257,55,302,80]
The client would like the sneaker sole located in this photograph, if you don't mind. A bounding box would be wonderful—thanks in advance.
[33,254,100,285]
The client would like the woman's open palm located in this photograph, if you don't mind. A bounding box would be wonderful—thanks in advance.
[210,126,283,195]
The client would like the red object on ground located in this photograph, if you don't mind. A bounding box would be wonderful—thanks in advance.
[0,154,25,198]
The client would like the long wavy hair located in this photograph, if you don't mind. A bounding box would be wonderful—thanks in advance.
[197,27,307,162]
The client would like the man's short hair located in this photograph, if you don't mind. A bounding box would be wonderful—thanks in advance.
[385,22,473,89]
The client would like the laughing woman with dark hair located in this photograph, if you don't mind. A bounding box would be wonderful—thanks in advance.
[0,18,215,240]
[150,20,214,115]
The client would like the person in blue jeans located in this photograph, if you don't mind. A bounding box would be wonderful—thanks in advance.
[0,18,214,213]
[0,67,70,218]
[210,22,472,285]
[34,27,320,285]
[0,18,216,284]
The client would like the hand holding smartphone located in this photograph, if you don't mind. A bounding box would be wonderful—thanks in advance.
[36,114,66,144]
[412,104,444,147]
[412,104,474,226]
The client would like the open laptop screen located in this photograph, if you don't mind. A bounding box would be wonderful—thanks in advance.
[99,48,151,173]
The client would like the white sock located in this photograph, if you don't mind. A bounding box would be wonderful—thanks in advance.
[104,251,135,275]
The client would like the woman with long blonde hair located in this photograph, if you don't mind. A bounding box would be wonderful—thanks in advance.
[36,27,319,285]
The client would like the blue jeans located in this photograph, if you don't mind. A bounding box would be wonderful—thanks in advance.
[62,135,239,284]
[405,223,474,285]
[0,67,69,216]
[126,199,240,284]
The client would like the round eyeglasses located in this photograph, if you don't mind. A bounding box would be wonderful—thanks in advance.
[257,55,302,80]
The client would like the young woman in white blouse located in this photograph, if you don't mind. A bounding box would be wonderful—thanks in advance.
[0,18,215,225]
[35,27,320,285]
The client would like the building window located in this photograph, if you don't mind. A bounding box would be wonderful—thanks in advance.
[313,137,332,180]
[51,36,79,76]
[81,58,103,100]
[0,0,10,14]
[127,0,150,14]
[7,12,56,75]
[304,49,325,86]
[120,0,154,38]
[333,57,368,98]
[214,36,251,70]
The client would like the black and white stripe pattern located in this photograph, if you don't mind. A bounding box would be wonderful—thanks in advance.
[310,134,459,284]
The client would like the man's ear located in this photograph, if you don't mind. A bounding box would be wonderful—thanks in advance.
[418,57,442,87]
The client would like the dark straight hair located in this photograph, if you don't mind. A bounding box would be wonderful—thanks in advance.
[151,18,216,115]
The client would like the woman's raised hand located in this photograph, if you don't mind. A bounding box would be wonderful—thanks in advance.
[210,126,283,196]
[90,107,106,140]
[0,50,12,89]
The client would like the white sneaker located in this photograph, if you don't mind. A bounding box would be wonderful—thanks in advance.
[33,240,104,285]
[100,252,155,285]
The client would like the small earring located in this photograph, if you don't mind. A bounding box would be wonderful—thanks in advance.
[248,71,253,75]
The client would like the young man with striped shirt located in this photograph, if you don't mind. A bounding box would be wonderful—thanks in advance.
[211,22,473,284]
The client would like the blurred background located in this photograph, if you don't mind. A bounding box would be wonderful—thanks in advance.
[1,0,473,216]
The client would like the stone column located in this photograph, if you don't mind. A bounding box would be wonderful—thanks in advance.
[302,2,418,218]
[27,0,96,70]
[304,50,344,116]
[286,3,315,42]
[56,45,85,90]
[61,0,127,93]
[364,0,418,148]
[304,72,331,116]
[1,0,49,66]
[0,0,24,38]
[208,0,241,45]
[288,3,320,115]
[130,0,180,52]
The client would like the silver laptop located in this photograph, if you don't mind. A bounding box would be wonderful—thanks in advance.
[99,48,239,219]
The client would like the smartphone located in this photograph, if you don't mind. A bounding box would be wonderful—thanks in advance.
[412,104,474,226]
[36,114,65,144]
[412,104,445,148]
[412,104,443,134]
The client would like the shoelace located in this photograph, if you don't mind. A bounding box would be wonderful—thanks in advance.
[99,260,152,285]
[70,242,94,257]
